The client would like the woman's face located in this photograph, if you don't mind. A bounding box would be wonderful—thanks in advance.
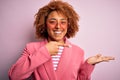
[46,11,68,42]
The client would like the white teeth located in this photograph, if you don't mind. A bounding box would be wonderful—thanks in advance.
[54,31,62,34]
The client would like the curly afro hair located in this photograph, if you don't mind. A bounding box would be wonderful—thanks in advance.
[34,0,79,39]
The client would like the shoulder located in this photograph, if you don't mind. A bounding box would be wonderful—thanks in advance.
[25,40,46,51]
[26,42,41,47]
[66,39,84,54]
[71,43,84,54]
[69,42,85,61]
[66,39,84,55]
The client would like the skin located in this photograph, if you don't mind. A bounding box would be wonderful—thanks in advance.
[46,11,68,43]
[46,11,69,55]
[45,11,115,64]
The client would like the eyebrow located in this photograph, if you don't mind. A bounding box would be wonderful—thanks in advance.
[48,18,67,21]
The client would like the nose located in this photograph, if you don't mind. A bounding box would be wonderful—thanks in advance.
[55,22,61,29]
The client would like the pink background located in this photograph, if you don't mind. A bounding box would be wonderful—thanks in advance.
[0,0,120,80]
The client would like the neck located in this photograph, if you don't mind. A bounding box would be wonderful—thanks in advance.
[47,38,65,44]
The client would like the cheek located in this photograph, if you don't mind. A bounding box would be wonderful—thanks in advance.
[47,23,55,29]
[47,23,68,30]
[46,24,54,33]
[61,25,68,30]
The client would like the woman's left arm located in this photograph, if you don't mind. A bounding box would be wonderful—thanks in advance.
[87,54,115,65]
[77,54,115,80]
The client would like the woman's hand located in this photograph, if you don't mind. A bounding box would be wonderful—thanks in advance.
[87,54,115,65]
[45,41,69,56]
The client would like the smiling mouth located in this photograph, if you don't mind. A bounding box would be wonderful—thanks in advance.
[54,31,62,34]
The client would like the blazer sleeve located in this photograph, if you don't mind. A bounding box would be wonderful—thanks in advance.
[77,51,95,80]
[8,43,51,80]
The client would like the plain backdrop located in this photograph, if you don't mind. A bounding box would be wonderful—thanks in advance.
[0,0,120,80]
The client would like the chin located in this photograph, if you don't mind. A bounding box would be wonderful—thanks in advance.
[52,37,64,42]
[54,38,63,41]
[48,35,65,42]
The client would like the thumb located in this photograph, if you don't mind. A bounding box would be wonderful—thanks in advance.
[96,54,102,58]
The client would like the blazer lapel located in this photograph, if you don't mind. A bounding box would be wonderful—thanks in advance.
[55,40,72,79]
[40,39,57,80]
[43,59,57,80]
[41,39,72,80]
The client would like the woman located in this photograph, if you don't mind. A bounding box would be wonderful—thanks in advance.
[8,1,114,80]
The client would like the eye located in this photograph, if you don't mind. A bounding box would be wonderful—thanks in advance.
[61,21,67,25]
[49,21,56,24]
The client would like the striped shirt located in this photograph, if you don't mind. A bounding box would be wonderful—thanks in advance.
[51,46,64,70]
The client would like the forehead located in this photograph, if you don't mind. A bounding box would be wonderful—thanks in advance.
[47,11,67,20]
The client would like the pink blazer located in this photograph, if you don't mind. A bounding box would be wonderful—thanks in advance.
[9,39,94,80]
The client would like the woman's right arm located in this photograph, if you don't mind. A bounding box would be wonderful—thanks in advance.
[8,43,51,80]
